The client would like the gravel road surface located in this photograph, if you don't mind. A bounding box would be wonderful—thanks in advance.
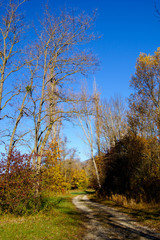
[73,195,160,240]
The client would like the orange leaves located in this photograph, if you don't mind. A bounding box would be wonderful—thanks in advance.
[44,141,61,167]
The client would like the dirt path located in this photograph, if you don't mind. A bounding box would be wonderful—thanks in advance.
[72,195,160,240]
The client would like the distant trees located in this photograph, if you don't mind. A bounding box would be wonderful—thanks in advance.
[42,140,88,192]
[93,83,103,156]
[101,95,127,151]
[73,82,128,190]
[75,87,101,189]
[41,141,69,193]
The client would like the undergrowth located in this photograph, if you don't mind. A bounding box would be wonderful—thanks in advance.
[0,192,85,240]
[91,193,160,232]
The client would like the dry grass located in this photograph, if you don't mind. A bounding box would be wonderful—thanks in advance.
[91,193,160,232]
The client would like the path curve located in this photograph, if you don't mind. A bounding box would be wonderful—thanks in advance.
[72,195,160,240]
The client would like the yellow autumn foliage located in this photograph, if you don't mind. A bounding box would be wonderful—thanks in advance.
[42,141,89,192]
[71,169,88,189]
[42,141,69,193]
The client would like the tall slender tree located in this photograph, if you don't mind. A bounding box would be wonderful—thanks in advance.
[27,7,98,172]
[75,87,101,188]
[0,0,27,120]
[101,95,127,151]
[129,48,160,139]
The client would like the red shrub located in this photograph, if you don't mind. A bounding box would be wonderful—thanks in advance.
[0,151,41,215]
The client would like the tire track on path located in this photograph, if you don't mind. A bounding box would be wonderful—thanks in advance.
[72,195,160,240]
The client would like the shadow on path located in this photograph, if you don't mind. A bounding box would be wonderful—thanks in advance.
[73,195,160,240]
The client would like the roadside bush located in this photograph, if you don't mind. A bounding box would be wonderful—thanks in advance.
[0,151,41,215]
[101,133,160,203]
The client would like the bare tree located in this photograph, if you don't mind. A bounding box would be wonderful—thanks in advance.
[92,81,103,156]
[8,57,38,154]
[74,87,101,188]
[101,95,127,151]
[26,7,98,172]
[0,0,28,120]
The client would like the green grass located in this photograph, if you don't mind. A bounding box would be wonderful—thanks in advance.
[70,189,95,196]
[0,192,85,240]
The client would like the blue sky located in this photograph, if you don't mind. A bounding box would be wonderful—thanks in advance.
[2,0,160,160]
[22,0,160,99]
[52,0,160,161]
[23,0,160,160]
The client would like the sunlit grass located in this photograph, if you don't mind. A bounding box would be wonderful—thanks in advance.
[70,189,96,196]
[0,192,85,240]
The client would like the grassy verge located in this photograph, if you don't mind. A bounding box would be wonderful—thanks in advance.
[0,192,85,240]
[90,194,160,232]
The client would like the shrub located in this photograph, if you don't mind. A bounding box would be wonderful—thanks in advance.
[101,133,160,203]
[0,151,41,215]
